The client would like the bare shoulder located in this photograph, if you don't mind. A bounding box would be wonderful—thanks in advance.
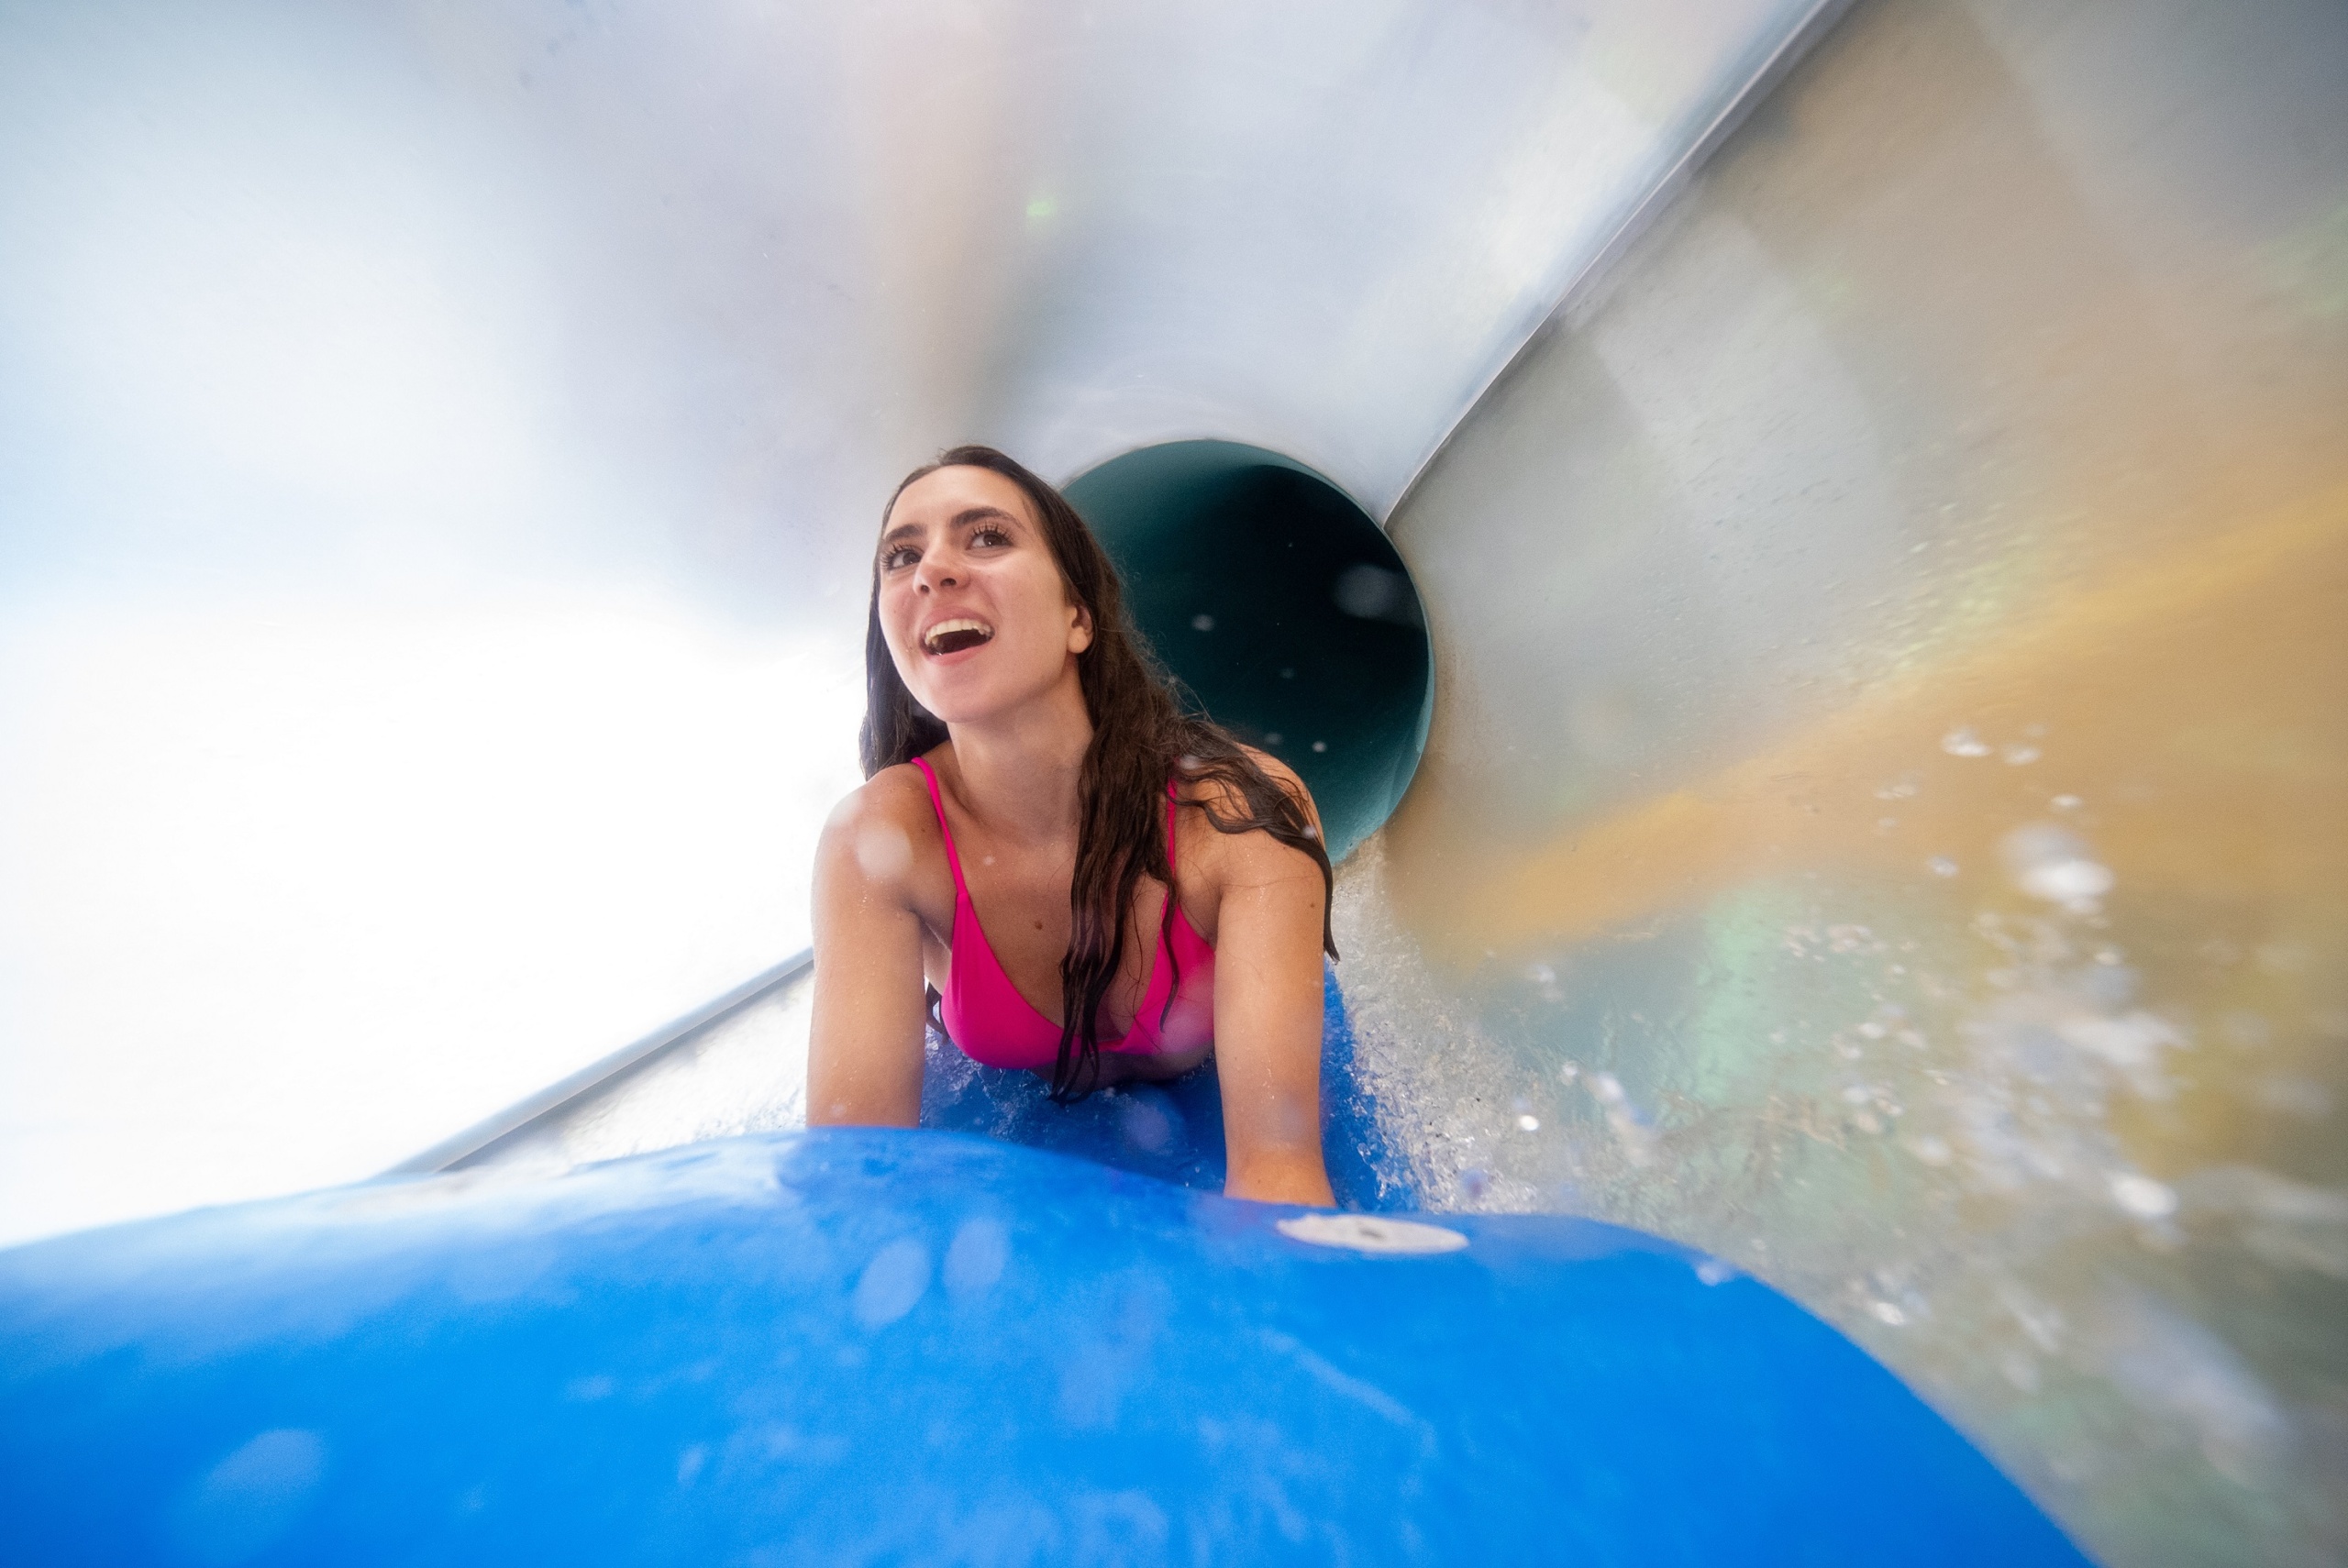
[1182,745,1318,821]
[1178,745,1326,885]
[1241,745,1313,811]
[815,762,940,895]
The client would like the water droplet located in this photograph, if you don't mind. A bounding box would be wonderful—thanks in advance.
[855,822,913,880]
[1190,613,1214,632]
[1515,1114,1540,1132]
[1263,732,1283,746]
[1332,563,1408,619]
[1942,727,1993,757]
[1928,856,1960,878]
[852,1239,932,1328]
[2110,1173,2178,1219]
[1311,740,1327,753]
[944,1218,1010,1297]
[2051,794,2083,811]
[2002,745,2041,765]
[1870,1300,1909,1326]
[2001,823,2115,910]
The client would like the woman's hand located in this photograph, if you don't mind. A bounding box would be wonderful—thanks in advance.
[805,776,931,1128]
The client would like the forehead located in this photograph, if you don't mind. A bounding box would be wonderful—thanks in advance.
[885,465,1039,531]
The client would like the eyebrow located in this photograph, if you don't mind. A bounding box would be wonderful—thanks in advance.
[879,505,1023,549]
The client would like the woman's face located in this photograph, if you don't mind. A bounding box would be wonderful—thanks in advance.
[876,465,1092,727]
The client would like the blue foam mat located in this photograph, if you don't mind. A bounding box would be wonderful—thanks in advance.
[0,1125,2087,1566]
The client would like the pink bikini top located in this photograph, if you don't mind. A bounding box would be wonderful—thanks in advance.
[912,755,1215,1072]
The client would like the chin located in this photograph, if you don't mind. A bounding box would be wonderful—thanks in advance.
[909,679,1013,729]
[914,667,1062,730]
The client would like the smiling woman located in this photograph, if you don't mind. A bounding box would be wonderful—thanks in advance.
[807,447,1342,1206]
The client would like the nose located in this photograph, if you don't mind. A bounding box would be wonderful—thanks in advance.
[914,552,958,593]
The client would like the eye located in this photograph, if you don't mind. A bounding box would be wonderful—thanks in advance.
[880,544,918,571]
[970,523,1013,548]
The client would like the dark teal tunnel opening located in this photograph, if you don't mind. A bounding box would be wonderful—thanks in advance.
[1063,441,1432,863]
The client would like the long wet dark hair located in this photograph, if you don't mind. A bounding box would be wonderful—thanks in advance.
[861,444,1336,1101]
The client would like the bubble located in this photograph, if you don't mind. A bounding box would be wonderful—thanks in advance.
[2052,794,2083,812]
[1515,1114,1540,1132]
[2002,745,2042,765]
[1311,740,1327,753]
[1942,727,1993,757]
[1694,1258,1737,1286]
[1263,732,1283,745]
[1870,1300,1909,1326]
[1191,613,1214,632]
[1928,856,1960,878]
[2110,1173,2179,1220]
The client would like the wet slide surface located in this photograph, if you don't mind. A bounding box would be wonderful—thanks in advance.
[0,1126,2087,1566]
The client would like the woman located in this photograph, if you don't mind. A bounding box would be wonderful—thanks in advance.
[807,446,1337,1207]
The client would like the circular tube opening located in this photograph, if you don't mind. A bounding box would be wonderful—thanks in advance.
[1064,440,1431,862]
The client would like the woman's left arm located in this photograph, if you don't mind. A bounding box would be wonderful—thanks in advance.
[1211,818,1337,1208]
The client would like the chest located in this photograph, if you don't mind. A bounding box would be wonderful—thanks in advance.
[918,812,1214,1030]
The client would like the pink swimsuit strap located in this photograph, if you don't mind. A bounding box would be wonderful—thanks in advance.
[911,755,1216,1072]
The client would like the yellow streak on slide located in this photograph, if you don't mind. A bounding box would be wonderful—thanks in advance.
[1401,482,2348,963]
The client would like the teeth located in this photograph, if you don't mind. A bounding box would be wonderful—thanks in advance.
[923,618,994,655]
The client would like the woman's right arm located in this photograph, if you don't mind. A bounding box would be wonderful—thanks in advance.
[805,783,929,1126]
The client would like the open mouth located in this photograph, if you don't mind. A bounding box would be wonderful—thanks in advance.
[922,617,994,657]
